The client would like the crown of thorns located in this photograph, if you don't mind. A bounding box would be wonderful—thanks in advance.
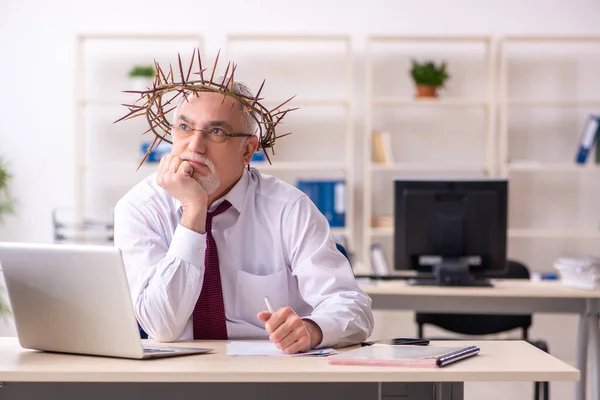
[114,48,297,169]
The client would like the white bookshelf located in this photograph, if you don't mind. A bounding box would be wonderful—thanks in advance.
[498,35,600,270]
[498,36,600,247]
[224,34,356,252]
[73,34,204,243]
[362,35,496,273]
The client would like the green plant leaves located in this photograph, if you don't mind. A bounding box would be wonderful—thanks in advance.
[128,65,156,78]
[410,59,450,87]
[0,157,14,223]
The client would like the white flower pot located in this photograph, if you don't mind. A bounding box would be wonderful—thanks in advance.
[130,77,153,92]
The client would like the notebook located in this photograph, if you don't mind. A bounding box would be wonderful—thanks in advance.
[328,344,480,367]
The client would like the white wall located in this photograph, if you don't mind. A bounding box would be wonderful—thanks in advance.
[0,0,599,389]
[2,0,600,242]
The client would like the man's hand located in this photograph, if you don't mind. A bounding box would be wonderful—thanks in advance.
[257,307,323,354]
[156,155,208,233]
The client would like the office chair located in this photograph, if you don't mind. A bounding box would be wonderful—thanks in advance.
[415,259,549,400]
[139,323,148,339]
[335,242,350,262]
[138,242,353,341]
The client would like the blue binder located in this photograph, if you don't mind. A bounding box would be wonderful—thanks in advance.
[296,180,346,228]
[575,115,600,164]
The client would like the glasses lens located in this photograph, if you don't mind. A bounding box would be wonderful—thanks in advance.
[205,130,228,143]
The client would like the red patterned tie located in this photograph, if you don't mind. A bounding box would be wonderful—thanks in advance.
[193,200,232,340]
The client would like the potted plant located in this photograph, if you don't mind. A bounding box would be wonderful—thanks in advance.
[128,65,156,91]
[409,59,450,98]
[0,157,14,224]
[0,157,14,318]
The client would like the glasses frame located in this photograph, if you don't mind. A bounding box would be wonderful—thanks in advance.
[170,123,254,143]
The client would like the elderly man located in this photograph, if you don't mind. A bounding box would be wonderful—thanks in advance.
[114,78,374,354]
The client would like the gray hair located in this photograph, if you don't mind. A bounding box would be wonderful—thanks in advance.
[173,77,259,135]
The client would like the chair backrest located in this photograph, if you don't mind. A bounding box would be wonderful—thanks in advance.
[336,242,350,262]
[139,323,148,339]
[487,259,530,280]
[415,259,532,337]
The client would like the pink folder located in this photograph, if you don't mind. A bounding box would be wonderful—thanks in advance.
[328,345,480,367]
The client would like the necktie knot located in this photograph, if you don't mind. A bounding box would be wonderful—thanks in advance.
[205,200,232,230]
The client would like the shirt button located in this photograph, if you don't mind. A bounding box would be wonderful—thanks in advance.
[212,223,216,229]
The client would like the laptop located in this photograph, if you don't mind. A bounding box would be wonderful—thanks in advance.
[0,242,213,359]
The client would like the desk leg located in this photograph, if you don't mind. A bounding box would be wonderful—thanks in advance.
[577,306,589,400]
[436,382,464,400]
[379,382,463,400]
[588,299,600,400]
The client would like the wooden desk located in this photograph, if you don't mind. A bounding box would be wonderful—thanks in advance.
[361,279,600,400]
[0,338,577,400]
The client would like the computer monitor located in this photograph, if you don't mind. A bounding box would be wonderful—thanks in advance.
[394,178,508,287]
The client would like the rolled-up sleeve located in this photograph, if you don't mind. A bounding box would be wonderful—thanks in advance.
[283,196,374,348]
[113,198,207,342]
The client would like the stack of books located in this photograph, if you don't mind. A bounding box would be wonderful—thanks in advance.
[554,256,600,290]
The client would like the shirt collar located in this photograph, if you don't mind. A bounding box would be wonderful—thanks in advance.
[174,168,249,215]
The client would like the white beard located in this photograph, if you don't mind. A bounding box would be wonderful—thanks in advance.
[196,170,220,195]
[180,152,220,194]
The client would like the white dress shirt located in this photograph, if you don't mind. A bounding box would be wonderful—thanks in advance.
[113,167,374,348]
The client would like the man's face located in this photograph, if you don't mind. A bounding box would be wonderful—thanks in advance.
[170,92,258,197]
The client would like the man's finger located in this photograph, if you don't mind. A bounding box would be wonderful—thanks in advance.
[169,156,182,173]
[178,160,194,177]
[158,156,167,174]
[264,313,285,334]
[283,334,310,355]
[265,307,295,331]
[257,311,271,323]
[275,328,299,350]
[270,315,300,343]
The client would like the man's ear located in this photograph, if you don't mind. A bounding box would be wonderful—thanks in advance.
[242,135,259,165]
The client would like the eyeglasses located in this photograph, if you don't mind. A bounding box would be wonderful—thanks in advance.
[171,123,253,144]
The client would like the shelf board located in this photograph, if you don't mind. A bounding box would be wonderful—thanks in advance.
[371,163,486,172]
[78,99,140,107]
[504,99,600,107]
[330,227,351,237]
[264,99,350,108]
[371,97,488,107]
[503,35,600,42]
[369,35,491,43]
[508,229,600,239]
[508,162,600,172]
[78,98,350,108]
[368,227,393,237]
[78,33,203,41]
[227,34,350,42]
[80,162,158,173]
[367,227,600,239]
[252,162,347,171]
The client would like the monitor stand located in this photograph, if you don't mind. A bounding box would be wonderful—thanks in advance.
[408,259,493,287]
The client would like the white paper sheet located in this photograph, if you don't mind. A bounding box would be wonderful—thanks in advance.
[226,342,337,357]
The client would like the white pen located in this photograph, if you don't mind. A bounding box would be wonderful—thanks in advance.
[264,296,275,313]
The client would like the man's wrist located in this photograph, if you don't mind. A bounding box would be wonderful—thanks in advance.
[179,206,207,234]
[302,319,323,349]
